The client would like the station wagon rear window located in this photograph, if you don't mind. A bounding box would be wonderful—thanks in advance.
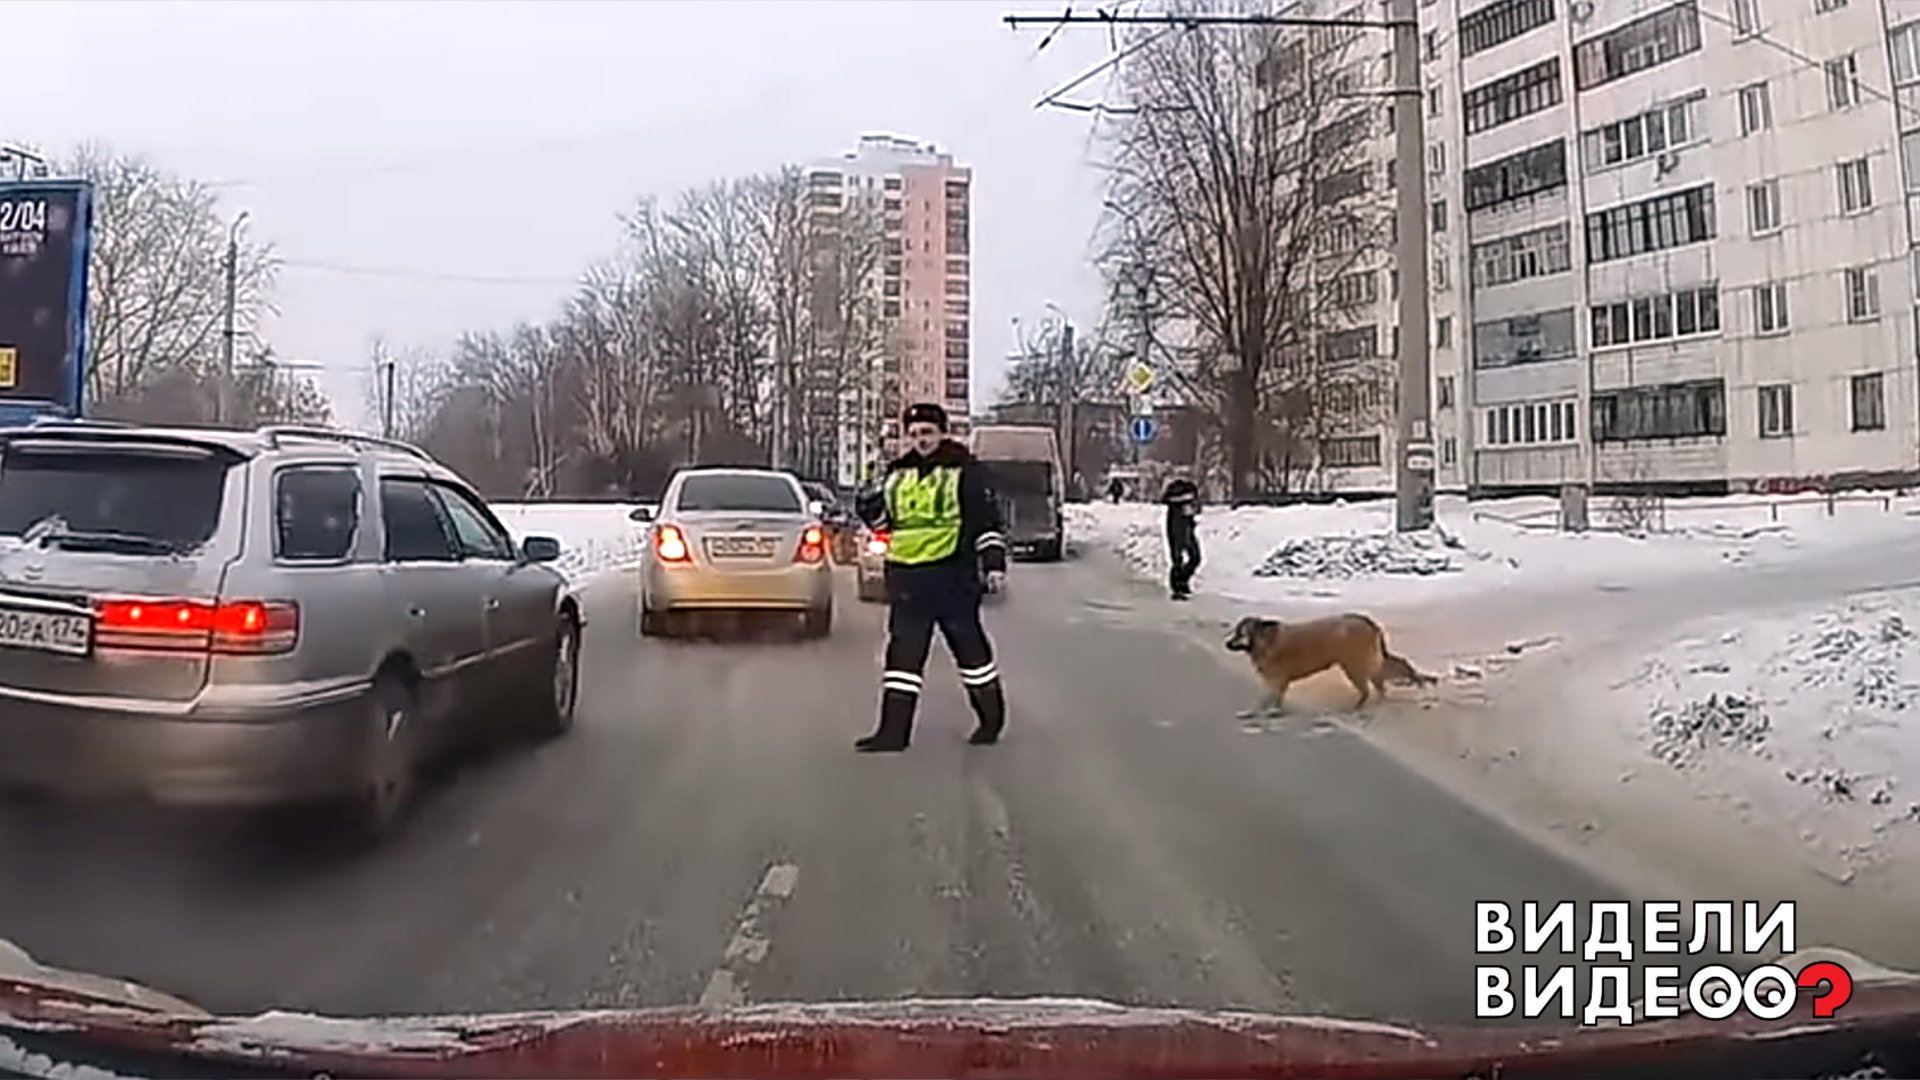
[0,447,231,551]
[676,474,803,513]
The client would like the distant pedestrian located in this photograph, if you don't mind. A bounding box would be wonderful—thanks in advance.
[1107,476,1125,503]
[1162,471,1201,600]
[853,402,1010,752]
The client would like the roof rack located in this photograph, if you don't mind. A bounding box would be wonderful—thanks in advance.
[257,425,435,463]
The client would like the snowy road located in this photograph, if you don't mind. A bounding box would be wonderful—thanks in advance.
[0,554,1724,1026]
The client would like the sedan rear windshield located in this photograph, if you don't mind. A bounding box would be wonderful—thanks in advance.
[0,448,232,550]
[675,474,803,513]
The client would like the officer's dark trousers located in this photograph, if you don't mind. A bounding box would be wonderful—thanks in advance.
[1167,520,1202,597]
[867,587,1006,747]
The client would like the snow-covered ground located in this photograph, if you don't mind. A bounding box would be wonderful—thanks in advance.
[1070,492,1920,611]
[1605,588,1920,876]
[490,502,651,586]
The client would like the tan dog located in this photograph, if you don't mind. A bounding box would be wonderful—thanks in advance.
[1224,613,1435,712]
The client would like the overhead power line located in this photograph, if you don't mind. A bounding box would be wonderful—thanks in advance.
[277,258,581,288]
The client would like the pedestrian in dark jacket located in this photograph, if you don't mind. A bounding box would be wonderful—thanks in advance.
[1162,473,1201,600]
[853,402,1010,752]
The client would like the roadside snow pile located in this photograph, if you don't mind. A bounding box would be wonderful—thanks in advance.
[1249,529,1469,580]
[491,502,649,586]
[1069,491,1920,609]
[1618,590,1920,870]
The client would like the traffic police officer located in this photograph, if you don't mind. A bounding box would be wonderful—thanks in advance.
[853,402,1009,752]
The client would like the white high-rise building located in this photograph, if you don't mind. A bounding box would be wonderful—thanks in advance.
[1421,0,1920,494]
[805,135,972,488]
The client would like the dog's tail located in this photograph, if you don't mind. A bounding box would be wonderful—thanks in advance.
[1380,649,1438,687]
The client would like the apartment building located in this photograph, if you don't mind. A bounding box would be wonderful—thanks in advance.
[1426,0,1920,494]
[805,134,972,488]
[1261,19,1470,495]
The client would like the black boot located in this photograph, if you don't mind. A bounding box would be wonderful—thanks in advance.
[856,689,916,752]
[964,682,1006,745]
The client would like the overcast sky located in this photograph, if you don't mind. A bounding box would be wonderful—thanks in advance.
[12,0,1115,425]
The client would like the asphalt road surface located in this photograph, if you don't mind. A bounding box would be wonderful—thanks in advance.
[0,556,1669,1025]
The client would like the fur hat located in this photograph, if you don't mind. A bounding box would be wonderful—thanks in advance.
[902,402,950,431]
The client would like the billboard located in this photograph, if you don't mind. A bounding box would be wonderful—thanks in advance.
[0,180,93,418]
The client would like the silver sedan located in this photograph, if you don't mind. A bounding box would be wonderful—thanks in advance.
[636,468,835,638]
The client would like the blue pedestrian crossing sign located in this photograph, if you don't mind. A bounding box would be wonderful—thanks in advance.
[1129,415,1158,445]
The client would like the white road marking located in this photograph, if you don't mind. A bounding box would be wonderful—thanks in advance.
[697,861,800,1009]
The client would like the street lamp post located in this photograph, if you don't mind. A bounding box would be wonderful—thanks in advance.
[216,210,251,426]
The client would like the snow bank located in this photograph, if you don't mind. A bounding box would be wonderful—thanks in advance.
[1613,589,1920,874]
[490,503,650,586]
[1069,492,1920,609]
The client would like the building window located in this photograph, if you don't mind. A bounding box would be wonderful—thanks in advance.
[1321,435,1383,468]
[1433,254,1451,290]
[1481,399,1578,446]
[1585,185,1716,263]
[1428,85,1443,117]
[944,279,967,296]
[1758,383,1794,438]
[883,300,900,318]
[1430,199,1448,234]
[1459,0,1555,58]
[1852,372,1887,430]
[1746,180,1782,233]
[1473,307,1577,368]
[1827,54,1862,110]
[1471,221,1572,287]
[1753,282,1790,333]
[1443,436,1457,465]
[1737,82,1772,135]
[944,340,967,360]
[1591,379,1726,441]
[1838,158,1874,213]
[1319,270,1379,310]
[1436,316,1454,349]
[1319,325,1379,364]
[1816,0,1848,14]
[1845,266,1881,321]
[1316,165,1373,206]
[1581,91,1704,173]
[1312,109,1372,155]
[1574,2,1703,92]
[1437,374,1455,408]
[1732,0,1761,36]
[1463,58,1563,136]
[1430,142,1447,176]
[1590,285,1720,348]
[1893,22,1920,86]
[1463,138,1567,213]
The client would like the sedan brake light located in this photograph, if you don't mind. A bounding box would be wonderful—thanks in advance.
[866,529,890,556]
[795,525,828,564]
[655,523,692,563]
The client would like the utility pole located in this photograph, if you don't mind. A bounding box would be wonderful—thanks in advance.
[381,356,397,438]
[1133,269,1152,469]
[1058,319,1076,491]
[1388,0,1435,532]
[217,210,249,426]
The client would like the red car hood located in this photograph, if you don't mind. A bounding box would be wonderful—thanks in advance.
[1,943,1917,1079]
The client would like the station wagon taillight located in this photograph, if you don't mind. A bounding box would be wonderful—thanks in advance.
[93,599,301,655]
[866,529,890,556]
[795,525,827,564]
[655,524,692,563]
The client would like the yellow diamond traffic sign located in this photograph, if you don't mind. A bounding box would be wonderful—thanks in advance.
[0,346,16,390]
[1123,361,1154,395]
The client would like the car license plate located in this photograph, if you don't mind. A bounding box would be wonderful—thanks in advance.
[0,604,93,657]
[706,535,776,559]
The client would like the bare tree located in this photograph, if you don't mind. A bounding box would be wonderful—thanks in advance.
[62,143,277,412]
[744,167,816,468]
[1100,0,1392,501]
[362,339,451,444]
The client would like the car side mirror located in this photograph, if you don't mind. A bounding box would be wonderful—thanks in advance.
[521,535,562,563]
[628,505,655,523]
[808,499,826,517]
